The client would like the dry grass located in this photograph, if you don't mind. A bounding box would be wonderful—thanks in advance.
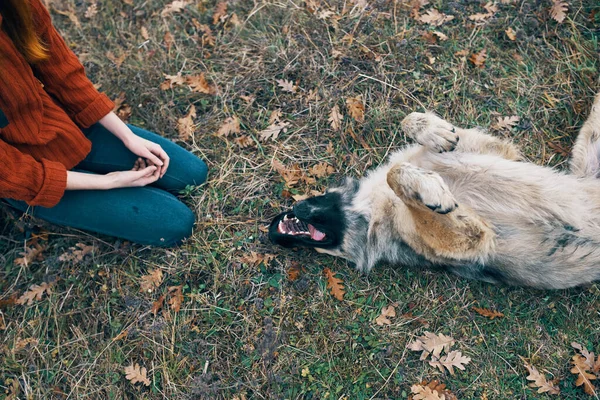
[1,0,600,398]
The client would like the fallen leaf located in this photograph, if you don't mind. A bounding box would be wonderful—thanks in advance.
[186,73,217,95]
[152,295,166,315]
[408,331,455,361]
[505,27,517,41]
[418,9,455,26]
[194,21,216,46]
[140,26,149,40]
[472,306,504,319]
[411,380,458,400]
[572,342,600,374]
[239,94,255,105]
[428,350,471,375]
[216,116,241,137]
[346,95,365,123]
[240,252,276,268]
[84,3,98,19]
[163,31,174,50]
[433,31,448,41]
[523,361,561,395]
[269,109,283,124]
[106,51,127,68]
[113,330,129,341]
[276,79,298,94]
[234,135,255,148]
[140,269,163,293]
[177,105,196,141]
[17,282,53,305]
[124,363,151,386]
[161,0,191,17]
[495,115,520,130]
[58,243,95,264]
[259,121,290,141]
[469,49,487,68]
[571,355,597,395]
[329,105,343,131]
[411,384,445,400]
[550,0,568,23]
[14,337,38,351]
[160,73,186,90]
[287,261,305,282]
[272,159,304,187]
[375,305,396,326]
[308,162,335,178]
[168,285,183,312]
[228,13,241,27]
[323,267,345,301]
[52,8,81,27]
[213,1,228,25]
[14,243,46,267]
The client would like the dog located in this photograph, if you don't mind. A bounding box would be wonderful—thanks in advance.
[269,93,600,289]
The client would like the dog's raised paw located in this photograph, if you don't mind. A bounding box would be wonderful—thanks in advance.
[402,112,459,152]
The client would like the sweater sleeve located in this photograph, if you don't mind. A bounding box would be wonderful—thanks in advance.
[29,0,114,128]
[0,138,67,208]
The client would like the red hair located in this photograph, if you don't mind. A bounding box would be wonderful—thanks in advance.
[0,0,48,63]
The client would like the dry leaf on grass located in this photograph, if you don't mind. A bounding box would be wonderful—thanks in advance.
[505,27,517,41]
[151,294,166,315]
[408,332,455,360]
[14,243,46,267]
[58,243,95,263]
[106,51,127,68]
[259,121,290,141]
[329,105,343,131]
[523,360,561,395]
[433,31,448,41]
[163,31,174,50]
[161,0,191,17]
[572,342,600,373]
[571,355,597,395]
[287,261,305,282]
[168,285,183,312]
[411,384,445,400]
[417,9,455,26]
[272,159,304,187]
[346,95,365,123]
[323,268,345,301]
[276,79,298,94]
[375,305,396,326]
[212,1,228,25]
[186,73,217,95]
[410,380,458,400]
[124,363,151,386]
[216,116,241,137]
[240,251,276,268]
[177,105,196,141]
[495,116,520,130]
[17,282,54,305]
[85,3,98,19]
[472,306,504,319]
[429,350,471,375]
[550,0,568,23]
[160,73,186,90]
[234,135,255,148]
[140,26,149,40]
[469,49,487,68]
[140,269,163,293]
[52,8,81,28]
[308,162,335,178]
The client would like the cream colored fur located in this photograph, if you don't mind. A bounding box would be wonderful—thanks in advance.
[338,93,600,288]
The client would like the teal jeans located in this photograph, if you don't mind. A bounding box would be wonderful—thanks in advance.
[5,124,207,246]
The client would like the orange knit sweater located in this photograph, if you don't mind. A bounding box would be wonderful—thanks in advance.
[0,0,114,208]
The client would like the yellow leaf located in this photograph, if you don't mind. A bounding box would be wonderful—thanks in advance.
[124,363,151,386]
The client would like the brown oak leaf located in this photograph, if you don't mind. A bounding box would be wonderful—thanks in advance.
[58,243,95,264]
[523,361,560,395]
[259,121,290,141]
[408,332,455,361]
[140,269,163,293]
[152,294,166,315]
[216,116,241,137]
[14,243,46,267]
[323,268,345,301]
[469,49,487,68]
[287,261,305,282]
[186,73,217,95]
[212,1,228,25]
[346,95,365,123]
[472,306,504,319]
[495,115,520,130]
[550,0,568,23]
[168,285,183,312]
[234,135,255,148]
[276,79,298,93]
[428,350,471,375]
[417,9,454,26]
[124,363,151,386]
[308,162,335,179]
[240,251,276,268]
[17,282,54,305]
[571,355,597,395]
[161,0,191,17]
[505,27,517,41]
[177,105,196,141]
[375,305,396,326]
[160,73,186,90]
[272,159,304,187]
[329,105,343,131]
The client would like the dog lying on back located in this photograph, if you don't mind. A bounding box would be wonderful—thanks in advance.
[269,93,600,289]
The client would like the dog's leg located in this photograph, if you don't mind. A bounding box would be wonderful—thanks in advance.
[570,93,600,178]
[402,112,521,160]
[386,162,495,263]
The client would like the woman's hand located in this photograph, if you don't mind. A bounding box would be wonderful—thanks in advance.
[66,166,160,190]
[98,112,170,178]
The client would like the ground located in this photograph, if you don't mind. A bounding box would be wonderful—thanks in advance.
[1,0,600,399]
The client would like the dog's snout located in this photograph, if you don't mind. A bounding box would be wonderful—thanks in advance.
[293,201,312,218]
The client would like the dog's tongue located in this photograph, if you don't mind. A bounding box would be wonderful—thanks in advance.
[308,224,326,241]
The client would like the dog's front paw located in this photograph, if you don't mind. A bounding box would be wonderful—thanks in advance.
[401,112,459,153]
[387,163,458,214]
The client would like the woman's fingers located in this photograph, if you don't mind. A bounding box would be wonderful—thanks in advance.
[142,147,163,167]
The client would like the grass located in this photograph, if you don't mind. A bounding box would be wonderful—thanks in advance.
[1,0,600,398]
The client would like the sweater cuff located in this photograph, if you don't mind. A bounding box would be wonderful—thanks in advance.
[29,159,68,208]
[72,93,115,128]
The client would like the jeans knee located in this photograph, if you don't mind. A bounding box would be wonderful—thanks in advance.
[158,204,195,247]
[189,158,208,186]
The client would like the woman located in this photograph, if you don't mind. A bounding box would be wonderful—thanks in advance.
[0,0,207,246]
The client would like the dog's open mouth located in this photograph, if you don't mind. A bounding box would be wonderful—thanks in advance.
[277,214,327,241]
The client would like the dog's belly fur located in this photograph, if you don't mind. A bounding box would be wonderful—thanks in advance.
[352,146,600,288]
